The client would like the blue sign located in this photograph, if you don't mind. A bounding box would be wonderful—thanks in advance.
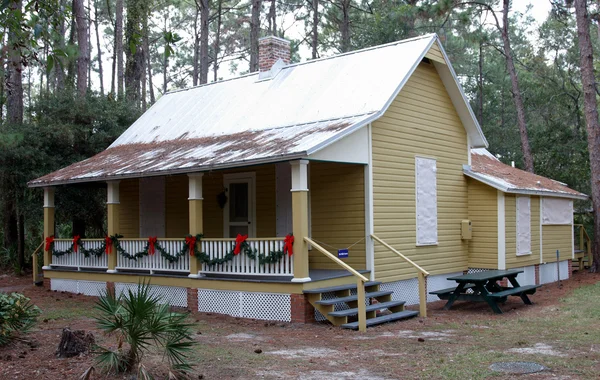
[338,249,349,259]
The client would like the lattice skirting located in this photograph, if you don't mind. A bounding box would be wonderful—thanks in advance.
[539,261,570,284]
[50,279,106,296]
[115,283,188,308]
[196,289,291,322]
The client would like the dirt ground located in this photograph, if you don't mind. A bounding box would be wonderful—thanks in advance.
[0,270,599,380]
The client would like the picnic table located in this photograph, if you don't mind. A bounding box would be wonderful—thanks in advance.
[429,269,541,314]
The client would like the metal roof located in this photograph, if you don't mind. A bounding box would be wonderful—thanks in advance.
[465,149,587,200]
[30,34,487,187]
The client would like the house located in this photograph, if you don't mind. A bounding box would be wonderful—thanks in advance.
[29,34,586,330]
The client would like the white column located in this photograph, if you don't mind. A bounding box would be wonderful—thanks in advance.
[291,160,311,282]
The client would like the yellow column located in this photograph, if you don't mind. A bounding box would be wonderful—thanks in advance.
[188,173,204,278]
[42,187,55,269]
[291,160,311,282]
[107,181,120,273]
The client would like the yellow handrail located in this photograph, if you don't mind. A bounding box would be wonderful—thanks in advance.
[370,234,429,317]
[304,237,368,332]
[31,241,44,284]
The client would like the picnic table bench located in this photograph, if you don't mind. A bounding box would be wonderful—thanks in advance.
[429,269,541,314]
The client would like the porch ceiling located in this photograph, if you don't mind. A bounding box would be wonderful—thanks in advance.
[28,114,373,187]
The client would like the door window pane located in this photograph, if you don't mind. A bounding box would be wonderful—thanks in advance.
[229,183,249,222]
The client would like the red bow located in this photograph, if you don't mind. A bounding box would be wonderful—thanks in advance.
[105,236,112,254]
[234,234,248,255]
[72,235,81,253]
[148,236,157,255]
[186,236,197,256]
[284,234,294,256]
[45,236,54,252]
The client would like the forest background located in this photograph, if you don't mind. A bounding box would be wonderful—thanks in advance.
[1,0,599,272]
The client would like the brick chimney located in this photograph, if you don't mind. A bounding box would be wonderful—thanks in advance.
[258,36,291,72]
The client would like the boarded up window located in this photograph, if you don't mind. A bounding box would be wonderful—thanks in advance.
[542,198,573,225]
[416,157,437,245]
[516,196,531,255]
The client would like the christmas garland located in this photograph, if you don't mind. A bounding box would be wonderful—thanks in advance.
[192,234,294,266]
[47,235,111,259]
[113,234,200,264]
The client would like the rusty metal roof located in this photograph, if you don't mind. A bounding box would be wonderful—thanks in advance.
[465,149,587,200]
[30,33,488,187]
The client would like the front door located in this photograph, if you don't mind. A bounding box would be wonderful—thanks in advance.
[223,173,256,237]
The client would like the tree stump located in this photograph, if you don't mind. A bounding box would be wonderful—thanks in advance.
[57,328,95,358]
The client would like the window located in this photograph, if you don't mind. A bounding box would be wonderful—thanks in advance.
[415,157,437,245]
[516,196,531,255]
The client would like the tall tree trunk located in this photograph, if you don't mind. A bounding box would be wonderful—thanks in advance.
[213,0,222,82]
[56,0,67,91]
[199,0,209,84]
[16,210,24,271]
[162,11,169,93]
[268,0,276,35]
[6,0,23,125]
[73,0,89,98]
[143,18,155,103]
[125,0,145,104]
[87,0,92,91]
[116,0,124,98]
[340,0,350,53]
[312,0,318,59]
[94,0,104,95]
[573,0,600,272]
[249,0,262,72]
[501,0,534,172]
[192,5,200,86]
[477,41,483,126]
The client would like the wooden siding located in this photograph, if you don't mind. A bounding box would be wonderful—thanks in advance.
[119,179,140,238]
[309,162,366,270]
[467,179,498,269]
[202,165,276,238]
[165,175,189,238]
[372,62,469,282]
[505,195,540,268]
[542,225,572,262]
[425,42,445,64]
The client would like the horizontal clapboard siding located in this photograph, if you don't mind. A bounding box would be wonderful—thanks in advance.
[165,175,189,238]
[467,179,498,269]
[119,179,140,238]
[372,62,469,282]
[542,225,572,262]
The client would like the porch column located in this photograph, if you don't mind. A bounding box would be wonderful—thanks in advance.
[291,160,311,282]
[188,173,203,278]
[107,181,120,273]
[42,187,55,269]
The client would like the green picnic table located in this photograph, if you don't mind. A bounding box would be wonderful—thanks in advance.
[429,269,541,314]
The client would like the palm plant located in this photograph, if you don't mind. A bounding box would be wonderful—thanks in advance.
[94,282,196,376]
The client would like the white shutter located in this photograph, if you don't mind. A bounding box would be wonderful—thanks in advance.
[516,196,531,255]
[542,198,573,225]
[416,157,438,245]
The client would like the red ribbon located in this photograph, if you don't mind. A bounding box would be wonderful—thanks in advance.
[284,234,294,256]
[72,235,80,253]
[186,236,197,256]
[148,236,157,255]
[105,236,112,254]
[45,236,54,251]
[234,234,248,255]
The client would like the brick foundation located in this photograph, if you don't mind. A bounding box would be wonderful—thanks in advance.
[43,277,51,289]
[106,282,116,297]
[568,259,573,276]
[534,264,540,285]
[290,293,314,323]
[498,278,508,287]
[187,288,198,312]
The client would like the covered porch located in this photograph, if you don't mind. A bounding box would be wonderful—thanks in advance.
[40,159,369,284]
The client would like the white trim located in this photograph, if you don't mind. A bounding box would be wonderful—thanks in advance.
[497,191,506,270]
[365,123,375,281]
[540,197,544,264]
[572,218,575,260]
[467,135,472,166]
[223,172,257,238]
[106,181,120,205]
[463,168,588,200]
[188,173,204,200]
[43,187,55,208]
[290,160,309,192]
[291,277,311,283]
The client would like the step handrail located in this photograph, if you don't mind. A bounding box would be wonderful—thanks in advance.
[31,241,44,284]
[574,224,593,268]
[370,234,429,317]
[304,237,368,332]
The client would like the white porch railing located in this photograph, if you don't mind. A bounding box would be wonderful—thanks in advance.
[51,239,108,270]
[200,238,293,276]
[116,239,190,274]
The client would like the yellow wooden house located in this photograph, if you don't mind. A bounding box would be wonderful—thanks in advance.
[29,34,585,330]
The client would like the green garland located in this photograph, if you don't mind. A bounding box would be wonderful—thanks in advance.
[113,234,200,264]
[193,241,287,266]
[50,238,107,259]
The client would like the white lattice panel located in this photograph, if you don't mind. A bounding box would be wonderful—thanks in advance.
[380,278,420,306]
[467,268,490,274]
[78,281,107,296]
[513,266,536,286]
[116,283,188,307]
[427,272,463,302]
[197,289,291,322]
[51,279,79,293]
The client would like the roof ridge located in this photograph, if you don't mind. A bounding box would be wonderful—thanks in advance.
[166,34,438,96]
